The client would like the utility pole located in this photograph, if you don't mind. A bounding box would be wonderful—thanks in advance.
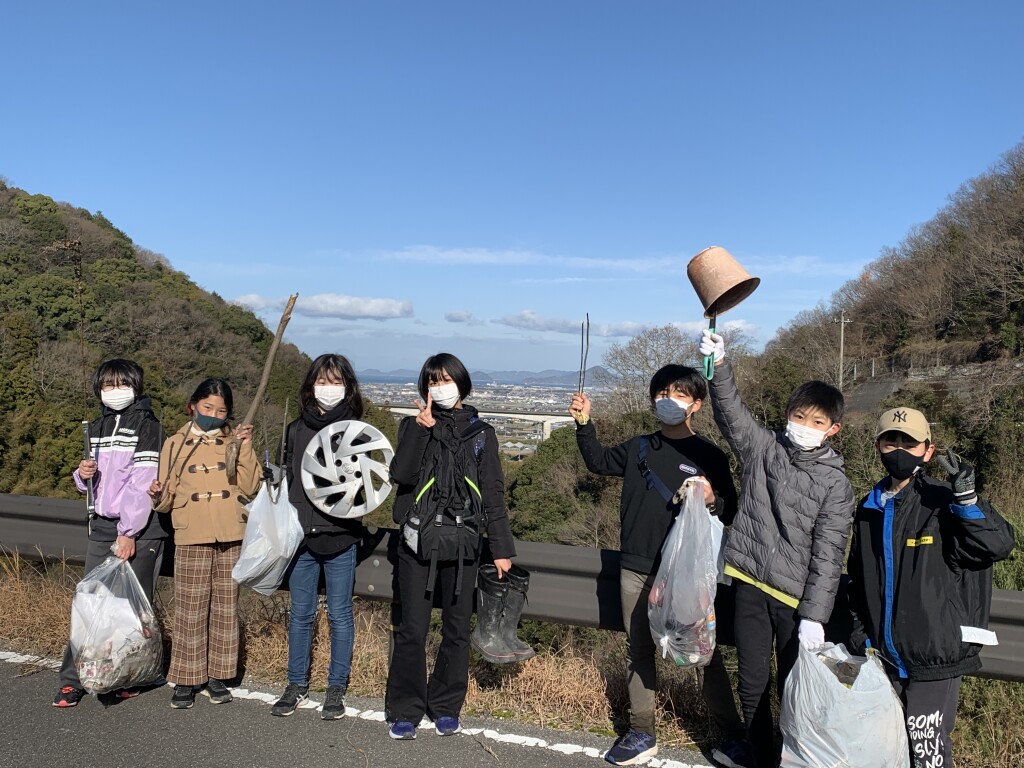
[833,310,852,391]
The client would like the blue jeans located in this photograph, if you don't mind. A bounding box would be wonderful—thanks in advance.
[285,545,356,689]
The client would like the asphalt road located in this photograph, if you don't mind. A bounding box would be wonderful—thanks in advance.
[0,656,716,768]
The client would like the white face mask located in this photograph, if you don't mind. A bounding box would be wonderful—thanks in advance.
[314,384,346,410]
[785,420,830,450]
[100,388,135,412]
[428,382,460,410]
[654,397,692,426]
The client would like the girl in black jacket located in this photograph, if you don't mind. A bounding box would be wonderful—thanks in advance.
[384,353,517,740]
[270,354,367,720]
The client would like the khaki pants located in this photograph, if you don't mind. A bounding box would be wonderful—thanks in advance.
[621,567,743,737]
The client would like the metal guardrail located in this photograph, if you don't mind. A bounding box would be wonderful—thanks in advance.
[1,493,1021,682]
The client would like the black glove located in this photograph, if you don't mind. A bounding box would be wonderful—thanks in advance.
[936,448,978,506]
[263,462,283,486]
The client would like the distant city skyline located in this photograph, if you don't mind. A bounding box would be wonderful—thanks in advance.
[5,3,1023,371]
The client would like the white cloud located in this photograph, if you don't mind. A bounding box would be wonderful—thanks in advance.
[743,253,863,278]
[670,318,760,342]
[445,310,483,326]
[233,293,413,320]
[382,245,676,273]
[494,310,646,337]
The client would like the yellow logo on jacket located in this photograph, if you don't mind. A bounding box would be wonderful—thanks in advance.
[906,535,934,547]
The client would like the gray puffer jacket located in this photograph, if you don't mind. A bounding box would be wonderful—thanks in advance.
[709,361,855,623]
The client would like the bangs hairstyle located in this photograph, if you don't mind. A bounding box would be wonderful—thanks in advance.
[92,359,144,399]
[417,353,472,402]
[188,378,235,422]
[786,380,845,425]
[300,353,364,417]
[649,364,706,403]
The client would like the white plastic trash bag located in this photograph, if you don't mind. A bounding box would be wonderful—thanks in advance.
[781,643,909,768]
[648,481,720,668]
[70,555,163,694]
[232,478,304,595]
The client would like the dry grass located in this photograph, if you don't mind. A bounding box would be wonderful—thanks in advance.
[2,555,1020,766]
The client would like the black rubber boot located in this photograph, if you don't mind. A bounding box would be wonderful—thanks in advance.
[471,565,518,663]
[499,564,536,661]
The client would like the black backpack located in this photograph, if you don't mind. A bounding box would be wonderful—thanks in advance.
[402,416,491,595]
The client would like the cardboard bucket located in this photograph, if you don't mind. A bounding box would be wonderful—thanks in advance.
[686,246,760,318]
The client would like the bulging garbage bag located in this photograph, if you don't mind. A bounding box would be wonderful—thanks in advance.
[70,555,163,694]
[781,643,909,768]
[648,481,724,668]
[233,478,304,596]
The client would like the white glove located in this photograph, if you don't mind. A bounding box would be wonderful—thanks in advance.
[798,619,825,650]
[699,329,725,363]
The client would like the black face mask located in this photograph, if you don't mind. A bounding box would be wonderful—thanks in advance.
[880,448,925,481]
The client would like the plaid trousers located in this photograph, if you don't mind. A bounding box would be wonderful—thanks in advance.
[168,541,241,686]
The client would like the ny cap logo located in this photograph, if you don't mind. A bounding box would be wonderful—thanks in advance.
[892,410,908,423]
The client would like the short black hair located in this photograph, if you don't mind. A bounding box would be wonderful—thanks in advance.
[786,380,844,424]
[92,359,144,399]
[188,378,235,421]
[417,353,472,402]
[300,353,364,417]
[649,364,706,403]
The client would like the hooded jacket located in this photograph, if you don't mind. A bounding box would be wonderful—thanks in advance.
[708,360,855,623]
[284,402,366,555]
[72,397,170,540]
[847,472,1015,681]
[390,404,516,560]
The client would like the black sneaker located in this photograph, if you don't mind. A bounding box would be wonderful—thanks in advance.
[271,683,309,717]
[204,678,233,704]
[52,686,86,708]
[171,685,195,709]
[605,729,657,765]
[710,738,758,768]
[320,685,346,720]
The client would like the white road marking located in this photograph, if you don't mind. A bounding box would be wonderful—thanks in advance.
[3,650,712,767]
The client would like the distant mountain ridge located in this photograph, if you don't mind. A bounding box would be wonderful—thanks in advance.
[359,366,608,387]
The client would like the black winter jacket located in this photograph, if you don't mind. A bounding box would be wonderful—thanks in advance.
[575,422,738,574]
[708,360,855,623]
[390,405,516,560]
[847,472,1015,681]
[285,403,366,555]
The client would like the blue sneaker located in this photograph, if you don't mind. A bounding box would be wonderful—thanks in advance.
[710,738,758,768]
[388,721,417,740]
[605,729,657,765]
[434,715,461,736]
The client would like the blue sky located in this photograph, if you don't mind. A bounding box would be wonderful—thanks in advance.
[5,2,1023,372]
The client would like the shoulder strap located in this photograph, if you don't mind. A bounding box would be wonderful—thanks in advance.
[282,420,300,477]
[637,435,676,505]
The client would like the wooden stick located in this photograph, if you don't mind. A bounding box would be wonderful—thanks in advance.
[242,293,298,426]
[227,294,298,486]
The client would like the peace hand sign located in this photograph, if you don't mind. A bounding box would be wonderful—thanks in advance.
[415,393,436,429]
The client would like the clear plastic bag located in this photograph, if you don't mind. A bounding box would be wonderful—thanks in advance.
[648,481,722,668]
[780,643,910,768]
[232,478,304,595]
[70,554,163,694]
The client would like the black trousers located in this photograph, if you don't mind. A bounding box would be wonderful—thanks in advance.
[733,581,801,767]
[58,533,165,689]
[891,676,961,768]
[385,543,478,723]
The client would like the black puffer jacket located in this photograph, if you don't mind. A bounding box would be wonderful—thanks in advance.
[847,473,1015,681]
[286,402,366,555]
[708,361,855,623]
[390,405,516,560]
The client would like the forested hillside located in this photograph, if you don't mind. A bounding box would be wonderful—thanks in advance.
[0,178,394,499]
